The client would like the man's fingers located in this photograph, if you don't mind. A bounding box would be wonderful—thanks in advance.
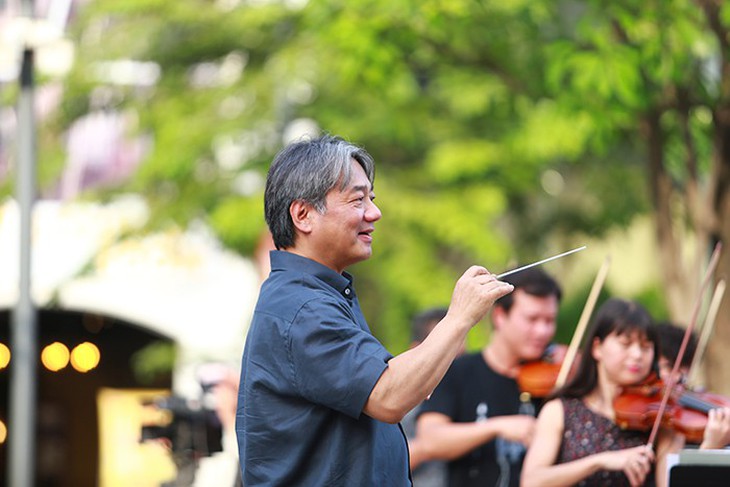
[470,271,510,288]
[465,265,490,277]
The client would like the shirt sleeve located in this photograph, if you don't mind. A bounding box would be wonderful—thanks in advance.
[287,297,392,419]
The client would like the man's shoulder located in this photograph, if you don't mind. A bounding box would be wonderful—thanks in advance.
[450,351,485,372]
[258,269,340,310]
[443,350,513,387]
[430,352,485,390]
[418,352,488,417]
[249,270,355,343]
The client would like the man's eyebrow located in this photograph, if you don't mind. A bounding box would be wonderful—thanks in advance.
[350,184,373,193]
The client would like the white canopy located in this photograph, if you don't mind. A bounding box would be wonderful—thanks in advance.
[0,196,259,380]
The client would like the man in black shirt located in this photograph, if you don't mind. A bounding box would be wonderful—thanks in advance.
[417,268,561,487]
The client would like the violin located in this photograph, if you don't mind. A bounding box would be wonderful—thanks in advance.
[517,344,571,398]
[614,375,730,444]
[517,257,612,399]
[615,244,725,446]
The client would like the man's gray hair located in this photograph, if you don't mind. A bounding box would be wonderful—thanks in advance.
[264,134,375,249]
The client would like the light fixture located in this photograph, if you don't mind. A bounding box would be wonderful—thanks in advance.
[0,343,10,369]
[41,342,69,372]
[70,342,100,373]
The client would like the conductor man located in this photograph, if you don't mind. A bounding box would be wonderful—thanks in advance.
[235,134,514,486]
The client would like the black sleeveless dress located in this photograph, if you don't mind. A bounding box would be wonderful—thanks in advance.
[557,397,652,486]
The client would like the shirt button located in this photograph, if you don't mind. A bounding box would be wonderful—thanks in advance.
[344,288,351,296]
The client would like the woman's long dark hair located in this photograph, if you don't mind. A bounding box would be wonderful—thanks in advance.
[553,298,659,399]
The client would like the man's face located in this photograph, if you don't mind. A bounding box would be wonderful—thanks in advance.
[494,289,558,361]
[658,356,689,384]
[307,158,382,273]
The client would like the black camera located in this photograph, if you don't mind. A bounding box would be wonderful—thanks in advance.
[141,395,223,455]
[140,394,224,486]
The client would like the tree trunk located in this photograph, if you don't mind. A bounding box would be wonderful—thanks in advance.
[643,111,697,323]
[703,103,730,395]
[696,0,730,394]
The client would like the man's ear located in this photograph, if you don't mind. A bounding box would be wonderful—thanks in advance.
[289,199,314,234]
[492,306,506,332]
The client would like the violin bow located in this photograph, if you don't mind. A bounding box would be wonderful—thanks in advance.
[555,255,611,389]
[646,242,723,447]
[686,279,727,388]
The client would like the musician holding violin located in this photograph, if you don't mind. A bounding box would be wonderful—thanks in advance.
[521,298,682,487]
[655,322,730,450]
[417,268,562,487]
[655,322,697,386]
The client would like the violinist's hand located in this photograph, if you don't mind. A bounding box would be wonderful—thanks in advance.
[700,407,730,449]
[598,445,654,487]
[491,414,536,446]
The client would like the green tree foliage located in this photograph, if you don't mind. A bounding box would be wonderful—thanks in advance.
[39,0,729,354]
[541,0,730,392]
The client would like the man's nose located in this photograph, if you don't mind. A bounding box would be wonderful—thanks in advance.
[366,200,382,222]
[537,320,556,337]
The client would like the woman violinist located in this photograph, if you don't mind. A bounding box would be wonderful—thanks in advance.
[521,298,681,487]
[656,322,730,450]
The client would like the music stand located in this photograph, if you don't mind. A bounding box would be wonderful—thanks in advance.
[669,449,730,487]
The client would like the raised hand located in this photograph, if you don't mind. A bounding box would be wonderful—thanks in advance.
[447,266,513,328]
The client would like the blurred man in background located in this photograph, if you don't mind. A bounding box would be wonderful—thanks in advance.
[403,307,458,487]
[417,268,561,487]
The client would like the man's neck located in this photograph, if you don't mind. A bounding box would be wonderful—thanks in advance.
[284,246,344,274]
[483,341,521,378]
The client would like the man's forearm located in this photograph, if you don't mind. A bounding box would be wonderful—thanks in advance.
[363,316,471,422]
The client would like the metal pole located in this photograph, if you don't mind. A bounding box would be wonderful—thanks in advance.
[8,45,37,487]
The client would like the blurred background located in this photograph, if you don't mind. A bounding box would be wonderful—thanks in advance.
[1,0,729,485]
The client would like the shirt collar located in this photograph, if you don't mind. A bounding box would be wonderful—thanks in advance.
[270,250,356,300]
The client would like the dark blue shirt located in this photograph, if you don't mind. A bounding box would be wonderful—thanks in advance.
[236,251,411,486]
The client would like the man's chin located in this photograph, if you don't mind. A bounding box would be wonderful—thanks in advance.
[356,248,373,261]
[344,251,372,268]
[522,348,547,362]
